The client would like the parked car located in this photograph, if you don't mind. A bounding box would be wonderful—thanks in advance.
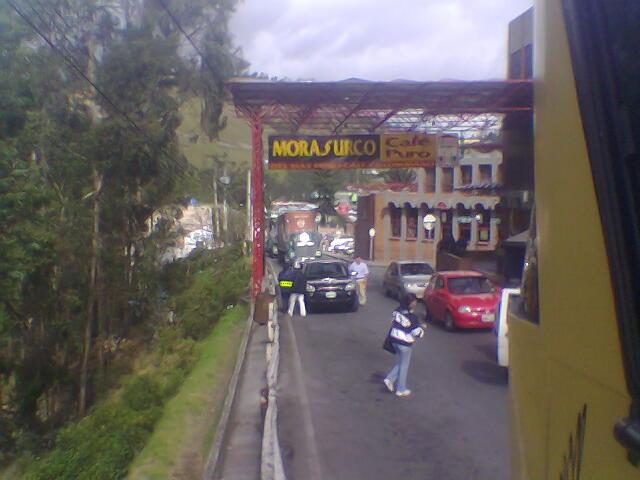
[303,259,358,312]
[423,271,501,330]
[328,237,353,252]
[334,239,354,255]
[382,261,434,299]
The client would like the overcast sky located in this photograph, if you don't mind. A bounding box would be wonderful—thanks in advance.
[229,0,533,81]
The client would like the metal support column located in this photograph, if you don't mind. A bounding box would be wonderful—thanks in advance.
[250,116,264,298]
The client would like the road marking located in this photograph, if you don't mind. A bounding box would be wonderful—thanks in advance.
[284,313,324,480]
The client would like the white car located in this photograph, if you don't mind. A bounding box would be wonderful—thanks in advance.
[328,237,353,252]
[496,287,521,367]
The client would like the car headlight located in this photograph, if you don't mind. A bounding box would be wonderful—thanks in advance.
[306,284,315,293]
[458,305,472,313]
[345,282,355,291]
[405,283,418,290]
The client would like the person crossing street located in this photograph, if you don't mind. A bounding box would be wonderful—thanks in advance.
[287,261,307,317]
[383,293,425,397]
[349,256,370,305]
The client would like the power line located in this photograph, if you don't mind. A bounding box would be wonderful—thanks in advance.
[7,0,188,178]
[153,0,222,80]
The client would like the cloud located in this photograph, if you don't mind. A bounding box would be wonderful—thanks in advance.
[230,0,533,81]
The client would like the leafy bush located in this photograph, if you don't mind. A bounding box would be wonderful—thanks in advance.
[176,256,249,339]
[22,247,249,479]
[26,387,161,480]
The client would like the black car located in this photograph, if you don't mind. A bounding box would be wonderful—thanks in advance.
[303,260,359,312]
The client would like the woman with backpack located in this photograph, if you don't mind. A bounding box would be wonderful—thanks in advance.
[382,293,425,397]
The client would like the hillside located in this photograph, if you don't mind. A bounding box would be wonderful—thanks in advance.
[177,100,253,171]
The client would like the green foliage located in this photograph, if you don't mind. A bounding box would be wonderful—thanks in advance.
[23,254,247,479]
[127,304,247,479]
[167,246,249,339]
[25,386,162,480]
[0,0,246,470]
[381,168,417,184]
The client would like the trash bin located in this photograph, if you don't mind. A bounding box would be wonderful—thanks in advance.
[253,292,275,325]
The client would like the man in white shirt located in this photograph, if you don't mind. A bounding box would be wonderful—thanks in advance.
[349,256,370,305]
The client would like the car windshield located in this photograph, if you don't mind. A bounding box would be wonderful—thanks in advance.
[400,263,434,276]
[447,277,493,295]
[305,262,349,280]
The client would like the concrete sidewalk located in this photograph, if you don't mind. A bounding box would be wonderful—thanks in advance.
[214,323,266,480]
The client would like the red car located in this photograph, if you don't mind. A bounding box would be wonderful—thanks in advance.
[423,271,501,330]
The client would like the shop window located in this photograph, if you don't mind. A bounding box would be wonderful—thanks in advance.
[406,207,418,240]
[477,211,491,243]
[424,167,436,193]
[390,206,401,238]
[441,168,454,192]
[458,221,471,242]
[422,208,436,241]
[461,165,472,185]
[479,165,492,183]
[424,224,435,241]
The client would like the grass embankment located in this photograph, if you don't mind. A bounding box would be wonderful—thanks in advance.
[127,305,247,479]
[12,248,249,480]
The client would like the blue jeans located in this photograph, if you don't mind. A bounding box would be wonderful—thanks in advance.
[385,344,412,392]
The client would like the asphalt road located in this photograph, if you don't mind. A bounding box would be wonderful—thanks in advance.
[274,260,509,480]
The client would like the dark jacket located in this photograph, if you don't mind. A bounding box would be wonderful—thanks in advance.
[386,307,424,347]
[290,269,307,294]
[278,268,295,295]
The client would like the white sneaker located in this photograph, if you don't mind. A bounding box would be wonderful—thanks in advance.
[383,378,394,392]
[395,389,411,397]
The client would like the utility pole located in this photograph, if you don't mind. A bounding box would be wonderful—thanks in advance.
[245,169,251,255]
[222,165,229,244]
[212,160,220,242]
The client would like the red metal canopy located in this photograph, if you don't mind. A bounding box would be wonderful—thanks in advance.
[228,79,532,134]
[229,79,533,297]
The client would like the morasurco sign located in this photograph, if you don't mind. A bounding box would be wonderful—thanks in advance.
[268,133,436,169]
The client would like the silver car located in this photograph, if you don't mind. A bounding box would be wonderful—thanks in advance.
[382,261,435,299]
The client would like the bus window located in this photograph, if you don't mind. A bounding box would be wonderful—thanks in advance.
[519,204,538,324]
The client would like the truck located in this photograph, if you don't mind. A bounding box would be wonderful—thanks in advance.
[275,209,320,264]
[266,202,321,265]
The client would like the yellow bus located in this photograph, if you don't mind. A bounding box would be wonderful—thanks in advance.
[509,0,640,478]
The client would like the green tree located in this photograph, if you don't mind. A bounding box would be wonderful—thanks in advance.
[0,0,244,457]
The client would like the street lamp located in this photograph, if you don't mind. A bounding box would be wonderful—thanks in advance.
[368,228,376,261]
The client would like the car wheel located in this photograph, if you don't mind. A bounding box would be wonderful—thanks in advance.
[348,299,359,312]
[444,312,456,331]
[305,299,314,314]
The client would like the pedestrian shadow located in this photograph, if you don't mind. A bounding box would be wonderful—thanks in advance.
[369,371,394,393]
[461,360,508,386]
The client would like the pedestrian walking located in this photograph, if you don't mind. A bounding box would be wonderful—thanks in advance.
[349,256,369,305]
[287,261,307,317]
[383,293,425,397]
[278,263,295,312]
